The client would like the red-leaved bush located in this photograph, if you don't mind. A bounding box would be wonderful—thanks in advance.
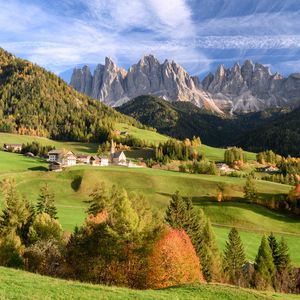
[146,228,204,288]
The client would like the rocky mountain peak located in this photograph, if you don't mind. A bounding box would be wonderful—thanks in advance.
[70,56,300,114]
[232,62,241,73]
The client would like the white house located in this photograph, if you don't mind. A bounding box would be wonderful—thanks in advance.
[100,156,109,166]
[76,154,91,164]
[3,143,23,152]
[48,149,77,166]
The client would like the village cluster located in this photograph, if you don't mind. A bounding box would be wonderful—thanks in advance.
[3,140,145,171]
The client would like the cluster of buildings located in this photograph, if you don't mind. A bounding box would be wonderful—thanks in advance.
[48,140,143,171]
[3,143,23,152]
[3,140,144,171]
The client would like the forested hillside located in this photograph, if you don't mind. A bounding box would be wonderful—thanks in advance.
[0,48,140,143]
[235,106,300,156]
[118,95,300,156]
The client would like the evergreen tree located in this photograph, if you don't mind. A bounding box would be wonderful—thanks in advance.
[36,184,57,219]
[165,191,188,228]
[85,182,111,216]
[165,193,222,282]
[223,227,246,285]
[244,176,258,202]
[0,179,31,237]
[254,235,276,289]
[268,233,280,270]
[199,218,222,282]
[277,237,291,273]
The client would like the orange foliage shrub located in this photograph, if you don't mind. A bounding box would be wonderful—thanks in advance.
[85,210,109,224]
[147,228,204,289]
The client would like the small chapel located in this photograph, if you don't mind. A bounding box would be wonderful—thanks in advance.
[110,139,127,165]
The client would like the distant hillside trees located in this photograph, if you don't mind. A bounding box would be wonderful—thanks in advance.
[261,173,299,186]
[179,159,219,175]
[243,176,258,202]
[155,138,202,163]
[256,150,282,165]
[21,142,54,157]
[224,147,245,166]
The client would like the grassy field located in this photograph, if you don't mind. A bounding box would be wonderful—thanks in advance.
[1,267,299,300]
[116,123,169,145]
[0,150,299,265]
[0,132,98,154]
[0,131,298,266]
[0,128,257,162]
[116,123,257,161]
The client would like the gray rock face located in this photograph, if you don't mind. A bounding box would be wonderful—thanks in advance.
[202,60,300,113]
[70,55,223,114]
[70,56,300,114]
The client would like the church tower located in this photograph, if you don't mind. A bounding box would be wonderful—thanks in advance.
[110,139,115,157]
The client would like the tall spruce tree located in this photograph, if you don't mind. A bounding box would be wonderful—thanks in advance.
[36,184,57,219]
[277,237,291,273]
[199,218,222,282]
[165,191,188,228]
[165,192,222,282]
[223,227,246,285]
[255,235,276,289]
[268,233,280,270]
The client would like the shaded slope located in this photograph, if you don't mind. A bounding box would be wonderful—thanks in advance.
[0,48,140,143]
[118,95,300,156]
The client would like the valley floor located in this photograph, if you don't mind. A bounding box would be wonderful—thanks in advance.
[0,132,299,266]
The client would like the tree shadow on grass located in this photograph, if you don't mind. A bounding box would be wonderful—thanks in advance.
[156,192,300,225]
[71,175,83,192]
[27,166,48,171]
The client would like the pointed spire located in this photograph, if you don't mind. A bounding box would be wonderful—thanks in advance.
[110,139,115,156]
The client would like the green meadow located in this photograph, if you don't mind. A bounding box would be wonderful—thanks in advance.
[0,131,299,266]
[1,267,299,300]
[0,149,299,265]
[0,127,257,163]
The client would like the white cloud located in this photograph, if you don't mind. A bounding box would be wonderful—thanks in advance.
[1,0,299,76]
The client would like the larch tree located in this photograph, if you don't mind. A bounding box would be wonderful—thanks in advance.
[146,228,203,289]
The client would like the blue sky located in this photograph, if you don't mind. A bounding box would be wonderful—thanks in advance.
[1,0,300,80]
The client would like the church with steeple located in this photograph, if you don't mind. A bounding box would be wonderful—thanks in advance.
[110,139,127,165]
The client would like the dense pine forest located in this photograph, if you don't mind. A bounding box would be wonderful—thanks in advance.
[0,48,141,143]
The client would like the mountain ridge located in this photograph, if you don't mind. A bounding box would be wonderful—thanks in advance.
[70,55,300,114]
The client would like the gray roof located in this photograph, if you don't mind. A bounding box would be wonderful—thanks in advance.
[112,151,125,158]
